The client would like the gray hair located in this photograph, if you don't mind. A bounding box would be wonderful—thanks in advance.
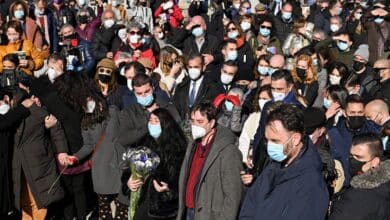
[101,9,116,22]
[228,88,244,101]
[60,24,75,34]
[313,28,327,40]
[127,21,143,32]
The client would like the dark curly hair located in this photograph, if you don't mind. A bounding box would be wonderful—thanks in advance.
[81,89,109,130]
[266,103,305,134]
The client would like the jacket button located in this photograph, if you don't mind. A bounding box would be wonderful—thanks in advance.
[197,207,202,212]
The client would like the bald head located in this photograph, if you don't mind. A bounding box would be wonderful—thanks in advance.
[373,59,390,82]
[191,16,207,30]
[270,55,285,69]
[365,99,390,126]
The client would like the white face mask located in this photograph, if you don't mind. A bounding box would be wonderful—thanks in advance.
[129,34,141,44]
[240,21,251,32]
[158,32,164,39]
[47,68,58,83]
[258,99,269,110]
[188,68,202,80]
[220,73,234,85]
[272,91,286,101]
[127,79,133,91]
[330,24,340,33]
[0,104,10,115]
[191,124,207,140]
[86,100,96,113]
[104,19,115,29]
[329,74,341,85]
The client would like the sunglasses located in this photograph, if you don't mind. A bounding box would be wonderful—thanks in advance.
[99,68,113,74]
[129,31,141,35]
[260,25,272,30]
[227,27,237,32]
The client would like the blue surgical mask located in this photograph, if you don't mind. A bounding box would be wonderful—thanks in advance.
[148,123,162,138]
[267,140,288,162]
[245,8,251,15]
[374,17,384,24]
[312,59,319,66]
[258,66,269,75]
[336,7,342,15]
[259,28,271,37]
[14,10,25,20]
[225,101,234,111]
[337,41,349,51]
[227,50,238,61]
[192,27,204,37]
[282,12,292,20]
[323,98,332,109]
[382,136,388,150]
[268,68,277,76]
[136,93,154,107]
[227,31,239,39]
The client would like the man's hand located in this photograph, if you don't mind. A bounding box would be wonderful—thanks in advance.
[21,99,34,108]
[45,114,58,129]
[153,180,169,192]
[202,54,214,66]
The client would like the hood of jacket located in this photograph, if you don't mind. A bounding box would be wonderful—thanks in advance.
[351,159,390,190]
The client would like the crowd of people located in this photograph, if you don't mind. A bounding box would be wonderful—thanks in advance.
[0,0,389,219]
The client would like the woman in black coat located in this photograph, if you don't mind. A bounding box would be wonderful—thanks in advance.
[0,90,31,217]
[125,108,187,220]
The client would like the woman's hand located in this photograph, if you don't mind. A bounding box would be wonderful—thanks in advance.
[240,171,254,186]
[19,59,29,68]
[325,102,340,119]
[127,177,144,192]
[153,180,169,192]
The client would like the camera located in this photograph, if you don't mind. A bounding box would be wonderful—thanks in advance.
[0,69,30,88]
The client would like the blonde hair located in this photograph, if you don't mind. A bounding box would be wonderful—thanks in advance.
[291,54,317,84]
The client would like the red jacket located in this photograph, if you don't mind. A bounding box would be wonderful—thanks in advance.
[154,5,183,29]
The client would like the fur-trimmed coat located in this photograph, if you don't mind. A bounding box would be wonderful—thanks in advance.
[329,159,390,220]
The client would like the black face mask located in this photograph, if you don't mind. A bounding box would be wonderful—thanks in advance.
[3,69,15,75]
[79,15,89,24]
[296,68,307,79]
[349,157,366,178]
[64,33,76,40]
[235,84,248,92]
[353,60,366,72]
[98,74,111,84]
[311,39,320,47]
[347,116,365,130]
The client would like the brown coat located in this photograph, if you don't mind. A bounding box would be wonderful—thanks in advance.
[0,39,44,75]
[22,17,49,59]
[366,21,390,63]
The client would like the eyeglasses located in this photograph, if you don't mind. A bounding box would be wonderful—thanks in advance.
[374,67,388,72]
[98,68,112,74]
[260,25,272,30]
[129,31,141,35]
[227,27,237,32]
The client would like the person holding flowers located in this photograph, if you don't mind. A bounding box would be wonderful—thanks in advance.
[124,108,187,220]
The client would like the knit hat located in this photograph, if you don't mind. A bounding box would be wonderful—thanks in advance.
[138,58,153,70]
[354,44,369,62]
[304,107,326,135]
[96,58,116,70]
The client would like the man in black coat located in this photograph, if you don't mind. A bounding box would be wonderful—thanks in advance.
[118,73,180,148]
[172,54,222,121]
[329,133,390,219]
[167,15,223,69]
[373,58,390,104]
[0,91,32,217]
[271,2,295,45]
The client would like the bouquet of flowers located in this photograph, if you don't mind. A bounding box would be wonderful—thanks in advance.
[122,146,160,220]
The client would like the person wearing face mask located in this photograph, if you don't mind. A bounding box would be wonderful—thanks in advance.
[316,31,355,69]
[373,58,390,102]
[329,16,343,34]
[240,15,257,54]
[365,3,390,64]
[225,0,241,21]
[176,101,243,220]
[323,85,348,127]
[91,9,121,61]
[214,88,246,134]
[282,19,313,60]
[173,54,222,120]
[291,55,319,106]
[240,104,329,219]
[328,62,348,86]
[114,22,157,69]
[0,21,44,76]
[167,16,221,70]
[9,0,48,58]
[329,133,390,220]
[365,99,390,154]
[0,91,34,218]
[45,53,65,83]
[217,60,238,93]
[124,108,186,220]
[346,6,367,48]
[72,0,96,19]
[107,0,128,24]
[118,73,180,148]
[94,58,129,110]
[239,85,272,166]
[351,44,380,100]
[48,0,77,43]
[328,95,381,186]
[272,2,295,45]
[0,54,30,88]
[75,4,103,43]
[304,107,344,195]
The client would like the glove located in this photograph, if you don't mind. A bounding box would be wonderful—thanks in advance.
[226,95,241,106]
[213,94,226,109]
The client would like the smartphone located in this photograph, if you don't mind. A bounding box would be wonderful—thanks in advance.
[15,51,26,60]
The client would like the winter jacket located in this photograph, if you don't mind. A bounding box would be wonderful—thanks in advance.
[295,80,319,106]
[239,112,261,162]
[76,6,103,42]
[365,20,390,64]
[234,37,256,81]
[0,39,44,75]
[239,139,329,220]
[217,104,247,134]
[153,63,187,94]
[282,33,311,57]
[30,9,59,53]
[328,118,380,186]
[0,105,30,215]
[315,38,355,70]
[154,4,184,29]
[91,24,121,61]
[272,14,294,45]
[177,126,244,220]
[254,35,283,56]
[329,160,390,220]
[12,104,67,210]
[20,17,47,58]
